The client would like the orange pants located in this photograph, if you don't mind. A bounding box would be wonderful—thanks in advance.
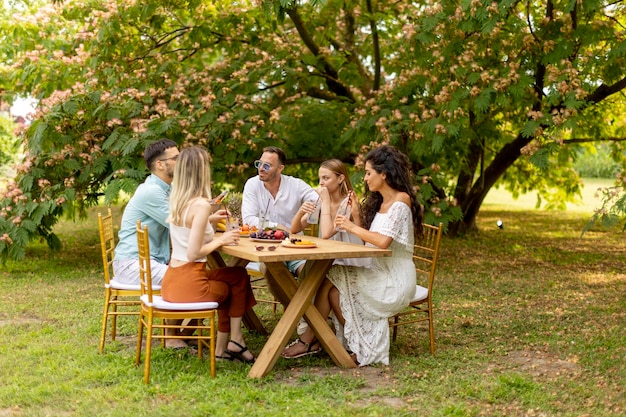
[162,262,256,333]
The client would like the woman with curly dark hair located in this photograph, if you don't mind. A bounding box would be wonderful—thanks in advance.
[282,145,423,365]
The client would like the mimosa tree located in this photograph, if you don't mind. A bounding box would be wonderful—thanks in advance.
[1,0,626,260]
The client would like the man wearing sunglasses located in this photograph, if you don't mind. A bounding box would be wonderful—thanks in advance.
[241,146,318,276]
[113,138,180,286]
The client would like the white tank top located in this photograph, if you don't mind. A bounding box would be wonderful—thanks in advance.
[169,204,214,262]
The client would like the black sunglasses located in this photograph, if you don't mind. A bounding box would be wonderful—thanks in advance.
[255,245,278,251]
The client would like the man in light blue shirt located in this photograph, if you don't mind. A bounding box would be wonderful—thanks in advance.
[113,139,179,285]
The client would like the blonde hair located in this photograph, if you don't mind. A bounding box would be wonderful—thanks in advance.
[320,159,353,197]
[169,146,212,226]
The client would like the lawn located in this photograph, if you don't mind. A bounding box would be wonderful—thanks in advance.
[0,183,624,416]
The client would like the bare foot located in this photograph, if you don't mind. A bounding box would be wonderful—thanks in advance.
[164,339,188,349]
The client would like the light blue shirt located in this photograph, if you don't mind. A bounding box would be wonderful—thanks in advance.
[242,174,318,229]
[114,174,171,264]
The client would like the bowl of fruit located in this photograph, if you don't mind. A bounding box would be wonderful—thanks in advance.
[250,227,289,242]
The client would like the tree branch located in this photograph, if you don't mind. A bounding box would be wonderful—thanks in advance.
[286,7,356,102]
[338,5,373,95]
[563,137,626,144]
[305,86,342,101]
[586,77,626,104]
[365,0,381,90]
[258,81,286,91]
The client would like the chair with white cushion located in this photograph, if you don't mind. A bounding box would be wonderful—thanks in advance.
[134,221,218,383]
[98,209,161,353]
[389,222,443,354]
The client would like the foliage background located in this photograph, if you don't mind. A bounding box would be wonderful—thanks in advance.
[2,0,626,260]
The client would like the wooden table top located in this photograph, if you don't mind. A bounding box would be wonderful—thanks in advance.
[217,235,392,263]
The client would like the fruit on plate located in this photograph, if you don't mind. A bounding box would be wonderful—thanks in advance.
[251,228,289,240]
[290,238,315,245]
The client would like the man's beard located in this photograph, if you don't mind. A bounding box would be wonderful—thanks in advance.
[260,171,277,183]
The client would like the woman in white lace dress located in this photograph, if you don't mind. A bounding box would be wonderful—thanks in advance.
[282,146,423,365]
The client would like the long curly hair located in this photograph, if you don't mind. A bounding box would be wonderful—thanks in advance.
[360,145,423,237]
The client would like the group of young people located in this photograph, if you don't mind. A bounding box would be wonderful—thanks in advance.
[112,139,423,367]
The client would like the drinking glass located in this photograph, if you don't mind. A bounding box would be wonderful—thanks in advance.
[258,211,269,230]
[226,217,240,232]
[334,196,352,231]
[308,199,320,224]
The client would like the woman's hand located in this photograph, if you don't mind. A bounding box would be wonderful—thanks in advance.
[209,209,231,224]
[334,214,355,232]
[348,191,360,218]
[299,200,317,215]
[317,186,330,202]
[219,229,240,246]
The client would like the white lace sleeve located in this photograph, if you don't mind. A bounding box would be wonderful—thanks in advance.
[375,202,413,249]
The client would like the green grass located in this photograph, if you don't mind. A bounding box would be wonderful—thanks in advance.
[483,177,612,213]
[1,191,625,416]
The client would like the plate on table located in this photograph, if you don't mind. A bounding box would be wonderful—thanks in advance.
[251,238,283,243]
[281,240,317,249]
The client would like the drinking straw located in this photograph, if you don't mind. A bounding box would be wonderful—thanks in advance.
[263,198,271,217]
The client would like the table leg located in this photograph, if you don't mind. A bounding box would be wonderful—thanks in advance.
[248,259,355,378]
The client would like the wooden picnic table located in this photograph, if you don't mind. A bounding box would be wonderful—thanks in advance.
[208,235,391,378]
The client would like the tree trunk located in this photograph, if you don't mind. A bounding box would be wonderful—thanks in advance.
[449,133,533,236]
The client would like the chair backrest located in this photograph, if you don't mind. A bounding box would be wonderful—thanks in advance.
[136,221,155,303]
[413,222,443,296]
[98,208,115,285]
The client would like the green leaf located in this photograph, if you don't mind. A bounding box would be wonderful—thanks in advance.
[521,121,541,139]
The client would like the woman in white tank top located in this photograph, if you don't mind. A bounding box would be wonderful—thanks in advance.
[162,146,256,363]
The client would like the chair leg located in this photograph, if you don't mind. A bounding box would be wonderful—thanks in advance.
[160,318,167,348]
[209,314,216,377]
[99,291,112,354]
[428,310,435,354]
[110,298,118,342]
[144,321,154,384]
[392,315,399,341]
[135,315,144,366]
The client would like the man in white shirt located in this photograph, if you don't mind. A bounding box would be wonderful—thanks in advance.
[242,146,318,276]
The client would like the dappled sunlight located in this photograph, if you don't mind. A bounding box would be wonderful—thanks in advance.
[578,271,626,286]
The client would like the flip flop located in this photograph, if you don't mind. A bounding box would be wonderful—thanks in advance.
[281,338,322,359]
